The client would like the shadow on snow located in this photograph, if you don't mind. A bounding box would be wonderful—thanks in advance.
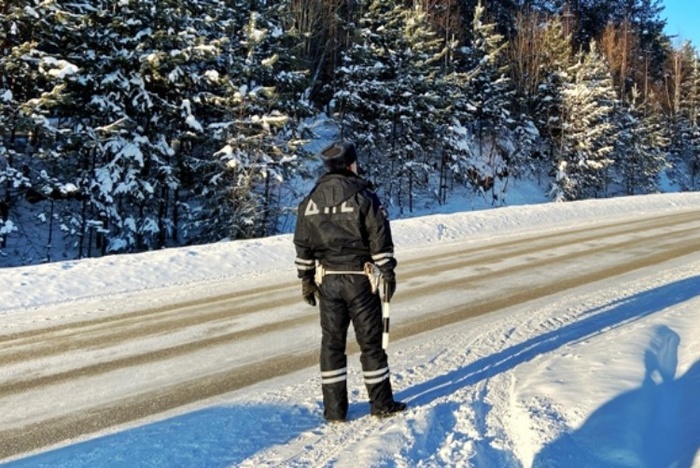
[5,403,318,468]
[395,276,700,467]
[534,325,700,467]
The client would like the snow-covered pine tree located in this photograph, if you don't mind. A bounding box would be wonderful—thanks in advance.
[253,0,316,233]
[663,42,699,190]
[0,0,296,262]
[0,1,44,256]
[433,67,476,206]
[60,0,243,256]
[552,41,618,201]
[398,2,448,213]
[192,2,305,241]
[0,0,89,263]
[682,47,700,189]
[614,86,667,195]
[332,0,446,215]
[506,10,551,183]
[264,1,317,120]
[434,31,480,206]
[529,15,572,178]
[458,0,514,204]
[329,2,390,187]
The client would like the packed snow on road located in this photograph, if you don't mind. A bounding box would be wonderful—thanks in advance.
[2,192,700,467]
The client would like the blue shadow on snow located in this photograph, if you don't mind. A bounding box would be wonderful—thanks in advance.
[534,325,700,467]
[4,403,317,468]
[395,276,700,465]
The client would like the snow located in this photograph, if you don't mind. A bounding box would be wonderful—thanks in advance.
[40,58,79,79]
[2,192,700,467]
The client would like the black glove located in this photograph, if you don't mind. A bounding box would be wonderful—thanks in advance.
[301,278,318,306]
[382,271,397,302]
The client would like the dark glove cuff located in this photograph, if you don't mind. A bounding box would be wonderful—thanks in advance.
[381,269,395,281]
[299,270,316,281]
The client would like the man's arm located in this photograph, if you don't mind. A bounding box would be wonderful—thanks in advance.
[365,191,397,274]
[294,198,319,306]
[364,191,397,301]
[293,198,316,280]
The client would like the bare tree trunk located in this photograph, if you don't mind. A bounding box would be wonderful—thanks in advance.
[508,10,546,115]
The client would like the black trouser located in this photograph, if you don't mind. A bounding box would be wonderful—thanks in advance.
[318,273,395,419]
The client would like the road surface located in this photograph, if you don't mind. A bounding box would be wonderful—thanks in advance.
[2,208,700,460]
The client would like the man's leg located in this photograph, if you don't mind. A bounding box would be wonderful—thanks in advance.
[319,277,351,421]
[346,276,405,416]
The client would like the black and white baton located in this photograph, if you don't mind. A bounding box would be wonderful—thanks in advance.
[382,278,391,349]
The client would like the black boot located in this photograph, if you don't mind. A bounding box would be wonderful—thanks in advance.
[323,409,346,423]
[371,400,407,418]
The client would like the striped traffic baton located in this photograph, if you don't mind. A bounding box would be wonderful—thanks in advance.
[381,277,391,349]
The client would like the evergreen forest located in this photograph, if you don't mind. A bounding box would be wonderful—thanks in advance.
[1,0,698,266]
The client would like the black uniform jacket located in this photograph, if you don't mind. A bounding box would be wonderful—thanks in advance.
[294,169,396,279]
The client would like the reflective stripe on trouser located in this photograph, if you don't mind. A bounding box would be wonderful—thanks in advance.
[319,274,396,416]
[322,367,348,385]
[363,366,394,412]
[321,367,348,420]
[364,366,389,385]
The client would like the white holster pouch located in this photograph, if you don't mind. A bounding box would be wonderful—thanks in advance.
[364,262,382,294]
[314,264,326,285]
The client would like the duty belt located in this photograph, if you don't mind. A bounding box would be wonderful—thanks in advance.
[315,262,382,294]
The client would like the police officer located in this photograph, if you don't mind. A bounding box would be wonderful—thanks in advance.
[294,141,406,422]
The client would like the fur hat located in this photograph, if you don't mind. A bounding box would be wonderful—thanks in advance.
[320,141,357,171]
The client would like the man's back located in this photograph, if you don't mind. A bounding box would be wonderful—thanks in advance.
[294,169,393,272]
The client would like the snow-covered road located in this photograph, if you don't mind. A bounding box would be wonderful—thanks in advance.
[3,199,700,465]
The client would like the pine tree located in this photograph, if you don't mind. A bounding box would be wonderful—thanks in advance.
[614,86,667,194]
[332,0,446,214]
[685,49,700,189]
[0,1,43,255]
[610,0,668,80]
[662,42,699,190]
[0,0,87,262]
[435,65,476,206]
[552,41,618,201]
[192,2,306,241]
[0,0,305,261]
[532,15,572,164]
[507,12,570,186]
[57,0,241,255]
[458,0,514,204]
